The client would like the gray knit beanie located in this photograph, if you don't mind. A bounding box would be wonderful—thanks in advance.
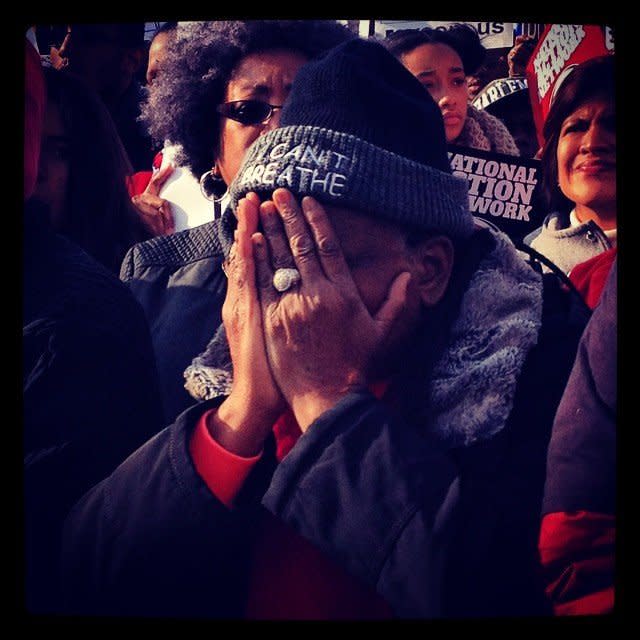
[223,38,473,253]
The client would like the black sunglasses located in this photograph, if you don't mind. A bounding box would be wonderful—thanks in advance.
[216,100,283,126]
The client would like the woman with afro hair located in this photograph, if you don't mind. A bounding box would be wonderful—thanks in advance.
[120,20,354,424]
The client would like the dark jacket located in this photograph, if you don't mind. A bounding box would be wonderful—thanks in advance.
[23,203,164,614]
[120,219,226,424]
[110,80,155,173]
[62,399,273,619]
[60,249,587,619]
[265,270,590,619]
[543,259,617,516]
[537,259,616,616]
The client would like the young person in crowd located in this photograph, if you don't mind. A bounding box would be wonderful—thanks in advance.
[383,25,520,155]
[128,21,182,237]
[32,67,153,273]
[146,21,178,87]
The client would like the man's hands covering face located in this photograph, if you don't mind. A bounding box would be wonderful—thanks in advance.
[208,193,286,457]
[251,188,410,431]
[214,187,409,455]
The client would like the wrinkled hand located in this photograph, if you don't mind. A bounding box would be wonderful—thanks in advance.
[253,188,410,431]
[131,164,175,236]
[210,193,286,456]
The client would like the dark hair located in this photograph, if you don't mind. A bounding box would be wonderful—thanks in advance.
[41,67,152,272]
[381,23,486,76]
[71,23,146,48]
[38,24,69,50]
[141,20,354,180]
[485,89,539,158]
[540,55,615,214]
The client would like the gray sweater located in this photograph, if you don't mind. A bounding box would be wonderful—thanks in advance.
[524,211,612,274]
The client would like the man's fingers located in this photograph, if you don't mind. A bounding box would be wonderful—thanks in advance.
[272,189,322,280]
[228,199,260,297]
[236,195,260,236]
[374,272,411,335]
[300,196,352,284]
[252,232,279,308]
[259,200,298,271]
[244,191,261,206]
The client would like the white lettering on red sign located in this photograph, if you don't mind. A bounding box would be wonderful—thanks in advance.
[532,24,586,100]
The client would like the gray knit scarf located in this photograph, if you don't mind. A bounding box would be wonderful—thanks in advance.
[183,230,542,448]
[455,105,521,157]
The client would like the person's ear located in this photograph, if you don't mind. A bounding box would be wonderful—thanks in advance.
[122,47,145,76]
[413,235,454,307]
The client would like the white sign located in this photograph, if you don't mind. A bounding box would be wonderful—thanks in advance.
[369,20,514,49]
[605,26,615,52]
[159,145,214,232]
[472,77,528,110]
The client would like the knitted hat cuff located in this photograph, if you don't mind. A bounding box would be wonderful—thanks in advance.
[228,126,473,239]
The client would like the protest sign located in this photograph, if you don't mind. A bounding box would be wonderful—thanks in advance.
[514,23,545,41]
[472,77,528,111]
[369,20,514,49]
[525,24,610,146]
[448,145,544,245]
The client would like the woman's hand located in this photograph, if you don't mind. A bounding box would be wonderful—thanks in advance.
[131,164,175,236]
[253,188,410,431]
[209,193,286,456]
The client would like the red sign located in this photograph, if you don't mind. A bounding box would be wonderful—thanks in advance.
[525,24,610,146]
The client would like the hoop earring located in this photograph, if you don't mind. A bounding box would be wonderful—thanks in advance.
[199,167,228,203]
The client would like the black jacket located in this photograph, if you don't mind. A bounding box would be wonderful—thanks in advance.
[543,259,617,516]
[62,399,271,619]
[60,264,586,619]
[120,219,226,424]
[23,204,164,614]
[265,272,590,618]
[64,225,586,618]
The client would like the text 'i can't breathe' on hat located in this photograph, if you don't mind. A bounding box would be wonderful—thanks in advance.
[226,38,473,252]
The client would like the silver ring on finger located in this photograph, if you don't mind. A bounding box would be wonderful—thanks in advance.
[273,267,301,293]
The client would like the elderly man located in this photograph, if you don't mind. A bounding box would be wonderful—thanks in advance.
[61,38,586,619]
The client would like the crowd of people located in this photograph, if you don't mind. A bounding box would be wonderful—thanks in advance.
[22,20,618,621]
